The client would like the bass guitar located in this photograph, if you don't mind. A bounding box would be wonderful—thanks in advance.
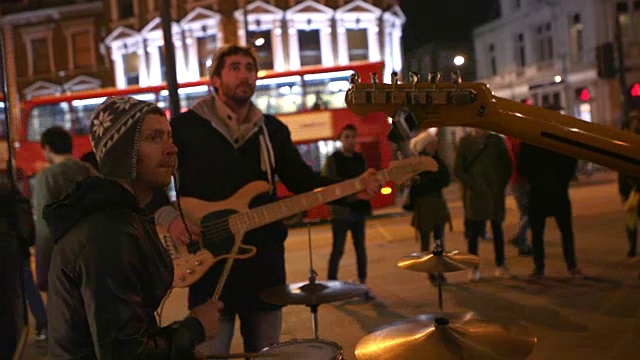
[163,156,438,288]
[345,72,640,177]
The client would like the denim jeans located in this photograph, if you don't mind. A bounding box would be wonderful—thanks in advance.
[202,308,282,357]
[23,262,47,332]
[327,214,367,282]
[465,219,505,267]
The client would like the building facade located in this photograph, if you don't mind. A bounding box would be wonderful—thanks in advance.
[0,1,112,99]
[103,0,405,89]
[473,0,640,128]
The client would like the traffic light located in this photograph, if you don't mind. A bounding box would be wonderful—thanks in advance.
[596,42,616,79]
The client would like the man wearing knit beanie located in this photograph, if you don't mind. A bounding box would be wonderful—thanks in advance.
[43,96,221,359]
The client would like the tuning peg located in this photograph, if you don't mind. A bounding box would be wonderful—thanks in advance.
[428,72,441,84]
[409,71,420,85]
[391,71,399,85]
[349,73,360,85]
[371,72,378,85]
[451,70,462,84]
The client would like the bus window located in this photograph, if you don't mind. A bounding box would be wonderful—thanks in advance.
[302,71,351,110]
[70,97,106,135]
[179,85,210,109]
[254,75,303,115]
[28,103,72,141]
[295,140,340,172]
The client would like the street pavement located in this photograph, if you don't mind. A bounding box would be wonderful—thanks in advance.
[21,171,640,359]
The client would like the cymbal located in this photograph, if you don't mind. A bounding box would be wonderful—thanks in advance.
[398,251,480,273]
[260,280,367,306]
[355,312,536,360]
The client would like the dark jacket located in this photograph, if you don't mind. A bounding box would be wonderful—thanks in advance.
[161,107,336,312]
[618,172,640,201]
[454,133,512,222]
[32,158,95,291]
[44,177,204,359]
[517,143,577,208]
[409,152,452,233]
[410,152,451,198]
[322,151,372,218]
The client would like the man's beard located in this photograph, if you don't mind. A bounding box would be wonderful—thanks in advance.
[221,82,254,105]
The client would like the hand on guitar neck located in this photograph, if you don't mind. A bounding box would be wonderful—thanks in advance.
[158,156,438,288]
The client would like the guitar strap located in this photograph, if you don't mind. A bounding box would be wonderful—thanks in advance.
[259,122,276,195]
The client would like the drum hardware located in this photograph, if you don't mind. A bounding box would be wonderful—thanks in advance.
[202,339,344,360]
[352,239,536,359]
[397,240,480,313]
[260,221,367,339]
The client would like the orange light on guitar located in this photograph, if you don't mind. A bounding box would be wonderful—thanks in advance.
[345,71,640,177]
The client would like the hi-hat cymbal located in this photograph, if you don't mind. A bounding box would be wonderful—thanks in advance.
[355,312,536,360]
[260,280,367,306]
[398,251,480,273]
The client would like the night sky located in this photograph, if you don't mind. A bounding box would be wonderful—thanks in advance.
[399,0,501,51]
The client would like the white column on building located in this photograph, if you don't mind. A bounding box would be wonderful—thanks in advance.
[186,32,200,80]
[136,41,149,87]
[148,45,162,85]
[336,21,349,65]
[272,23,286,72]
[288,26,301,70]
[174,37,188,82]
[111,49,126,89]
[383,26,393,78]
[392,23,403,73]
[367,25,381,62]
[320,24,334,67]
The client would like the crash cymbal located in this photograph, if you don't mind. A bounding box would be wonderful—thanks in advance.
[260,280,367,306]
[355,312,536,360]
[398,251,480,274]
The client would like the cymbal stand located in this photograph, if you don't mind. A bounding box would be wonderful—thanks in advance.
[432,239,445,314]
[305,221,320,339]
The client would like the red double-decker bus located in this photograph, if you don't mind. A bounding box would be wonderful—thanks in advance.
[13,61,395,223]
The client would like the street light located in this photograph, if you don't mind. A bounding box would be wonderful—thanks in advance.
[453,55,465,66]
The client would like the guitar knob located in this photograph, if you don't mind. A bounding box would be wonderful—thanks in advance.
[428,72,441,84]
[179,276,185,282]
[194,260,202,266]
[187,269,194,274]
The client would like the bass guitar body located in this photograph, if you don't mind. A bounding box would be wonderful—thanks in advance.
[163,181,270,287]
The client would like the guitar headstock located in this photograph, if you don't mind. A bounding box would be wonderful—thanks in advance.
[387,156,439,184]
[346,71,496,143]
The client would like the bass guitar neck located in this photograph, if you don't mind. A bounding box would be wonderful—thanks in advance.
[345,74,640,177]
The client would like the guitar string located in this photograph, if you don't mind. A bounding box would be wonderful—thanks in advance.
[195,168,398,242]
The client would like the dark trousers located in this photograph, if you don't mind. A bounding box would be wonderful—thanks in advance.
[24,262,47,331]
[420,224,445,252]
[529,199,577,271]
[465,219,505,267]
[327,214,367,282]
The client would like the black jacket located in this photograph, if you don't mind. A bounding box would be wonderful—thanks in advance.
[410,152,451,198]
[159,110,336,312]
[517,143,577,207]
[44,177,204,359]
